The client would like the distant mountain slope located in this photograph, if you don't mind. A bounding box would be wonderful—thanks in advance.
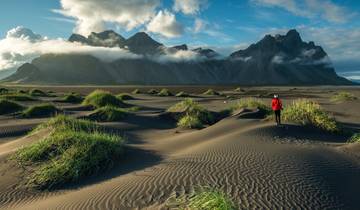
[2,29,353,85]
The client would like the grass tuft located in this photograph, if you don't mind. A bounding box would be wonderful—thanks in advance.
[0,88,9,94]
[61,93,83,103]
[0,93,35,101]
[282,99,339,132]
[0,99,24,115]
[157,88,173,96]
[22,104,59,118]
[88,106,128,122]
[12,115,124,189]
[188,189,236,210]
[175,91,190,97]
[82,90,125,108]
[29,89,48,97]
[348,133,360,143]
[228,98,271,115]
[168,98,213,128]
[147,89,158,95]
[203,89,220,96]
[234,87,244,92]
[116,93,134,100]
[331,91,357,103]
[132,89,141,94]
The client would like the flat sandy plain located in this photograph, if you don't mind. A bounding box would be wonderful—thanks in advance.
[0,85,359,210]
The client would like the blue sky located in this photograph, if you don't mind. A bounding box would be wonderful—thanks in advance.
[0,0,360,79]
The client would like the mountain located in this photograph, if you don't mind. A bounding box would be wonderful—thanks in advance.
[3,29,353,85]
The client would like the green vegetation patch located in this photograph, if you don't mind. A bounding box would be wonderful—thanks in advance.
[282,99,339,132]
[12,115,124,189]
[0,99,24,115]
[331,91,357,103]
[22,104,59,118]
[132,89,141,94]
[175,91,190,97]
[88,106,128,122]
[0,88,9,94]
[61,93,83,103]
[116,93,134,100]
[82,90,125,108]
[203,89,220,96]
[168,98,214,129]
[147,89,158,95]
[348,133,360,143]
[167,188,236,210]
[0,93,36,101]
[157,88,173,96]
[228,98,271,114]
[29,89,48,97]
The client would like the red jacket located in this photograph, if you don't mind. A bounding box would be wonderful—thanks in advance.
[272,98,282,111]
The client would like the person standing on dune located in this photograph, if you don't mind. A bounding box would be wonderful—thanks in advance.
[272,94,282,126]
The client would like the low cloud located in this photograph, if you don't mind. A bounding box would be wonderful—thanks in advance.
[0,27,141,72]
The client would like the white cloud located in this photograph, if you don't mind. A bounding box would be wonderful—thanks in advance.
[6,26,42,41]
[0,27,140,72]
[146,10,184,38]
[194,18,206,33]
[251,0,356,23]
[56,0,161,35]
[156,49,203,63]
[173,0,208,15]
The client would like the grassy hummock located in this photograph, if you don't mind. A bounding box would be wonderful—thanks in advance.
[22,104,59,118]
[0,99,24,115]
[157,88,173,96]
[175,91,190,97]
[168,98,213,129]
[234,87,244,92]
[203,89,220,96]
[132,89,141,94]
[0,93,35,101]
[12,115,124,189]
[282,99,339,132]
[147,89,158,95]
[82,90,125,108]
[348,133,360,143]
[61,93,83,103]
[29,89,48,97]
[88,105,128,122]
[168,188,236,210]
[331,91,357,103]
[227,98,271,116]
[117,93,134,100]
[0,87,9,94]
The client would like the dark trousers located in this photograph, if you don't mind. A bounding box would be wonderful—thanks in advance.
[274,110,281,125]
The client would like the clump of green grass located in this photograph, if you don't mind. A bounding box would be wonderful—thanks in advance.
[0,93,35,101]
[147,89,158,95]
[168,98,213,128]
[282,99,339,132]
[228,98,271,114]
[0,88,9,94]
[348,133,360,143]
[234,87,243,92]
[188,189,236,210]
[331,91,357,103]
[12,115,124,189]
[176,91,190,97]
[132,89,141,94]
[116,93,134,100]
[158,88,173,96]
[82,90,125,108]
[0,99,24,115]
[61,93,83,103]
[29,89,48,97]
[167,188,236,210]
[88,106,128,122]
[22,104,59,118]
[203,89,220,96]
[17,89,28,94]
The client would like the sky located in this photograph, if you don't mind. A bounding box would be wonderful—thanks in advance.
[0,0,360,80]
